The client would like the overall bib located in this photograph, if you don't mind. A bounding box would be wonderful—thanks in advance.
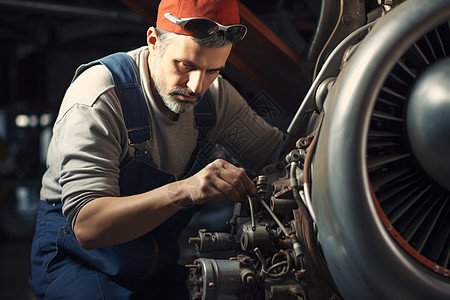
[29,53,217,299]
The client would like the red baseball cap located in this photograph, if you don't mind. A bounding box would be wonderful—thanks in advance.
[156,0,241,36]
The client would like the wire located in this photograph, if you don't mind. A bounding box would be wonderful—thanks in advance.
[246,194,256,231]
[254,194,290,237]
[264,249,292,278]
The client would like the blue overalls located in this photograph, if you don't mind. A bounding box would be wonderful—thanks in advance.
[29,53,217,299]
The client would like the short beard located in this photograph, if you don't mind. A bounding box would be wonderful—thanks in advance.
[151,52,202,115]
[162,88,202,115]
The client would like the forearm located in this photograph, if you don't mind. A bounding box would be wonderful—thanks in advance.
[73,159,257,250]
[74,180,192,250]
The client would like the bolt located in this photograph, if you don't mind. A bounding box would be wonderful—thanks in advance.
[342,15,351,25]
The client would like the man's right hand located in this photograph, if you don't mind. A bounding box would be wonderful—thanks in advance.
[182,159,257,205]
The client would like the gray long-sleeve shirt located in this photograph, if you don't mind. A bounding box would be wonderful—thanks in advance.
[41,46,284,228]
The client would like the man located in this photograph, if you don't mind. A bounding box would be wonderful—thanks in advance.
[29,0,284,298]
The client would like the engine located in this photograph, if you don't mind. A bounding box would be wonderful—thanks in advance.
[186,146,341,300]
[186,0,450,299]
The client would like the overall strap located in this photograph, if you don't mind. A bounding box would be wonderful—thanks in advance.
[73,52,216,157]
[194,92,215,140]
[74,52,151,157]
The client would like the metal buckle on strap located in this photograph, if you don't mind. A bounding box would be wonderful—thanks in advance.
[127,125,151,157]
[128,138,151,157]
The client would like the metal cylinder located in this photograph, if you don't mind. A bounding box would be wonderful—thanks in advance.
[188,258,253,300]
[270,196,298,214]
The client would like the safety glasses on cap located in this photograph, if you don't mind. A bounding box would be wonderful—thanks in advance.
[164,13,247,42]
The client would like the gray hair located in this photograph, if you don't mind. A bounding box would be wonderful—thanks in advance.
[155,27,232,54]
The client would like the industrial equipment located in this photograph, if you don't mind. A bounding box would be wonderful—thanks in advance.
[186,0,450,299]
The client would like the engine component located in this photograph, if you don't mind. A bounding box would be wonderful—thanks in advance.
[189,230,238,253]
[312,0,450,298]
[186,0,450,299]
[240,224,272,252]
[187,159,340,299]
[406,57,450,190]
[187,255,257,300]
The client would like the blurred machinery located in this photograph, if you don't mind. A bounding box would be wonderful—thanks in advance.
[185,0,450,299]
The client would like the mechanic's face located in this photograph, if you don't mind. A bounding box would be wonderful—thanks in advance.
[148,28,232,118]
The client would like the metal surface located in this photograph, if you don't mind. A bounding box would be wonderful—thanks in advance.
[188,257,255,300]
[311,0,450,298]
[311,0,366,79]
[406,57,450,190]
[186,159,340,299]
[306,0,340,64]
[286,21,374,138]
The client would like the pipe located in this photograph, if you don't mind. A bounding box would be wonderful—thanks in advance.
[0,0,144,23]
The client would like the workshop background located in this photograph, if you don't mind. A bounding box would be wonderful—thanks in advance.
[0,0,319,299]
